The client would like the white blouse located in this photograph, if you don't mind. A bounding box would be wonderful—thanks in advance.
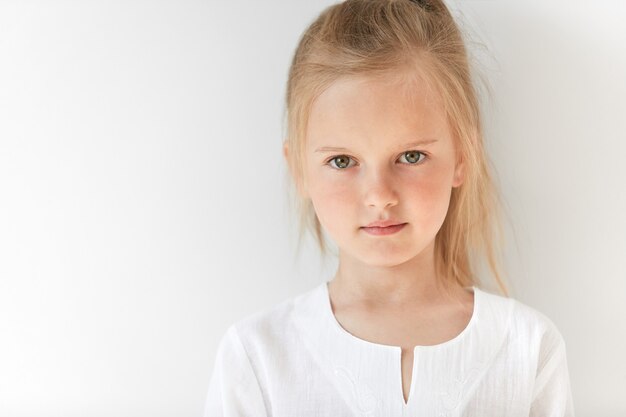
[203,281,575,416]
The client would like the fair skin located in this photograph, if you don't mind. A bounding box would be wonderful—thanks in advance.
[283,68,474,404]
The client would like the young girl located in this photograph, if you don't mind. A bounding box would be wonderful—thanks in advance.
[204,0,574,415]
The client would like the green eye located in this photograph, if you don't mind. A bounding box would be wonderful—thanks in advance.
[327,155,354,169]
[400,151,426,164]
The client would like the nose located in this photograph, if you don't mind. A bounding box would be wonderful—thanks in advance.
[362,169,399,209]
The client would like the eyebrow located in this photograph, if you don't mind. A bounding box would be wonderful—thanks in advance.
[315,139,439,153]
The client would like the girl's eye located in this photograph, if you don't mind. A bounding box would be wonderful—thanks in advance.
[398,150,427,165]
[325,150,427,170]
[326,155,355,170]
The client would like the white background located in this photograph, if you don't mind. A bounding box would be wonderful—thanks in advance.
[0,1,624,416]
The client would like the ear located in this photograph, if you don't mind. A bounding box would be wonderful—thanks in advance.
[283,141,309,199]
[452,153,465,188]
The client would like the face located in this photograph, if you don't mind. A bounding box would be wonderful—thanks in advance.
[286,71,464,267]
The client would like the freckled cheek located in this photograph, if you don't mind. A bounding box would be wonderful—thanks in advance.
[403,174,453,223]
[309,178,357,228]
[405,176,448,202]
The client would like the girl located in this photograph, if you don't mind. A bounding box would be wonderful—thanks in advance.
[204,0,574,416]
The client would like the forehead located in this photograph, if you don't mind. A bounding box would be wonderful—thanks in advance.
[306,71,449,148]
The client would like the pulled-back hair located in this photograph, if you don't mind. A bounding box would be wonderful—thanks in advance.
[282,0,510,297]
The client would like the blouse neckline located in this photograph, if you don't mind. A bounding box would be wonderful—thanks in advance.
[320,280,481,353]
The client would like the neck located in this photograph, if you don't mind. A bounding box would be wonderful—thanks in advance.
[330,239,461,309]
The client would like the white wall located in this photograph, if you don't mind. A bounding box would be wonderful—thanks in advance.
[0,1,623,416]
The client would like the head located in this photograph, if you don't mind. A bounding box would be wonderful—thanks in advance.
[282,0,509,296]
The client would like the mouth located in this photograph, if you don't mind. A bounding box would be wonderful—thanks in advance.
[360,223,407,236]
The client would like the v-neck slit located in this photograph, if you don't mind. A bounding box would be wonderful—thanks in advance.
[401,347,418,407]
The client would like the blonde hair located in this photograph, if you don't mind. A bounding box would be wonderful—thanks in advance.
[281,0,510,297]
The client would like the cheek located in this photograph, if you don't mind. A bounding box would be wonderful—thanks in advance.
[309,177,356,229]
[403,169,453,223]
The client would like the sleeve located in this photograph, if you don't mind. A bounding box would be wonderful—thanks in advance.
[529,322,575,417]
[202,324,269,417]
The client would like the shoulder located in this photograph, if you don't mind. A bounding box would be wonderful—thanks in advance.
[223,284,320,352]
[478,287,567,352]
[511,295,566,347]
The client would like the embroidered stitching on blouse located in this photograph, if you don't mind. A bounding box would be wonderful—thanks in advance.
[436,359,487,417]
[333,365,379,416]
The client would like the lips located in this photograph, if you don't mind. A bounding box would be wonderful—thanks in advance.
[361,222,407,235]
[362,220,405,228]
